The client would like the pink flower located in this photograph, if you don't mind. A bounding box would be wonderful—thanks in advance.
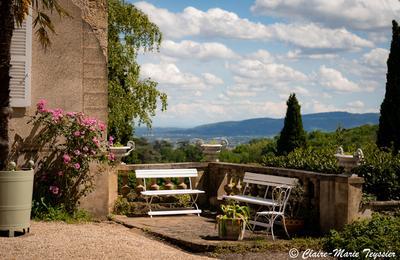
[37,99,47,113]
[108,153,115,161]
[63,154,71,164]
[73,131,81,137]
[92,137,100,147]
[74,150,81,156]
[57,171,63,177]
[98,121,106,131]
[66,112,76,117]
[108,136,114,146]
[49,185,59,195]
[51,108,64,122]
[74,163,80,170]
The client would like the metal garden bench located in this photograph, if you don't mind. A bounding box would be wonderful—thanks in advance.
[135,169,205,217]
[222,172,298,239]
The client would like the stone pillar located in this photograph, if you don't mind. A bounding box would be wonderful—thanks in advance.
[80,164,118,218]
[319,175,364,233]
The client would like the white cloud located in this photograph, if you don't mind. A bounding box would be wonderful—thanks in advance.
[251,0,400,31]
[307,100,340,113]
[347,100,364,109]
[362,48,389,67]
[202,73,224,85]
[135,1,373,51]
[317,66,362,92]
[286,49,338,60]
[161,40,238,60]
[227,58,308,87]
[247,49,275,63]
[140,62,223,89]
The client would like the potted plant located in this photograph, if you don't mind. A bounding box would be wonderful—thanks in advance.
[216,203,250,240]
[109,140,135,163]
[285,183,306,234]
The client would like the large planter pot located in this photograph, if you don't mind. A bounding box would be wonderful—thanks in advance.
[285,218,304,234]
[0,169,34,237]
[217,217,245,240]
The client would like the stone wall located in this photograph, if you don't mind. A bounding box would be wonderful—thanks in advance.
[101,162,364,232]
[9,0,108,143]
[8,0,108,217]
[206,162,364,233]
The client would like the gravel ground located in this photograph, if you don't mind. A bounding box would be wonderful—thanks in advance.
[0,221,212,260]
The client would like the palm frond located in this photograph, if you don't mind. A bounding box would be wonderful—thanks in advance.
[14,0,69,48]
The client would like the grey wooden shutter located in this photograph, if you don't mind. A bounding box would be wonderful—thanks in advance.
[10,14,32,107]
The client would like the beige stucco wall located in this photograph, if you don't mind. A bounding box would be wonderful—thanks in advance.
[8,0,108,218]
[9,0,108,143]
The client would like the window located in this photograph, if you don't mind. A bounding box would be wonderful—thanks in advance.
[10,13,32,107]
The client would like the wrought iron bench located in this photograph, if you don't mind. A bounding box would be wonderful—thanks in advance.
[222,172,298,239]
[135,169,205,217]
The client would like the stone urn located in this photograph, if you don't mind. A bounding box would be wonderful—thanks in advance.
[201,144,222,162]
[109,141,135,163]
[334,147,364,173]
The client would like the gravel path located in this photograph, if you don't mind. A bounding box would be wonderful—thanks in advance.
[0,221,212,260]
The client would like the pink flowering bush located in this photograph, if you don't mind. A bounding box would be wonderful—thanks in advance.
[31,99,114,214]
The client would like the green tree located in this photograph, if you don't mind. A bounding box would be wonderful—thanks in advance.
[108,0,167,144]
[377,20,400,153]
[0,0,66,169]
[276,93,307,155]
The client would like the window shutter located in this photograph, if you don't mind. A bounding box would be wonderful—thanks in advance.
[10,13,32,107]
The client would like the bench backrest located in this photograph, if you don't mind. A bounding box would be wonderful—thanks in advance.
[135,169,198,178]
[243,172,298,187]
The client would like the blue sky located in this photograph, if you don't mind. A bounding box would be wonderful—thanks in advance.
[129,0,400,127]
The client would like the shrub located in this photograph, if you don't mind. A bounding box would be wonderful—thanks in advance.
[323,214,400,259]
[29,99,112,215]
[352,145,400,200]
[262,146,342,174]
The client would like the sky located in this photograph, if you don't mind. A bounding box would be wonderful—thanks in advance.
[129,0,400,128]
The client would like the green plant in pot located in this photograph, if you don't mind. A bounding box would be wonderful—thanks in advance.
[216,203,250,240]
[285,183,306,234]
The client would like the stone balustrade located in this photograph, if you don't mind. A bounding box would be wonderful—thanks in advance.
[83,161,364,233]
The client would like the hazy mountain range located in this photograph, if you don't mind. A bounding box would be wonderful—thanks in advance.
[136,112,379,138]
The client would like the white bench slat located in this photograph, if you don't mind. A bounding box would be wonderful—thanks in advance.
[148,209,202,216]
[222,194,278,207]
[141,189,205,196]
[243,172,298,186]
[136,169,198,178]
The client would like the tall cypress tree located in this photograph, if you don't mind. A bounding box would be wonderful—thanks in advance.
[276,93,307,155]
[377,20,400,152]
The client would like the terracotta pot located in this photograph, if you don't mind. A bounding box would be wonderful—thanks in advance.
[217,217,245,240]
[285,218,304,234]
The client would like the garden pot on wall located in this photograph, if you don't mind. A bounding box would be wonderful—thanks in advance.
[0,169,34,237]
[109,141,135,163]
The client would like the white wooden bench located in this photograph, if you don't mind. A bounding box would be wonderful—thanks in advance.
[222,172,298,238]
[135,169,205,217]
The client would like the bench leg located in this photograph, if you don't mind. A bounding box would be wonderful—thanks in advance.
[190,194,201,216]
[282,215,290,239]
[144,196,155,218]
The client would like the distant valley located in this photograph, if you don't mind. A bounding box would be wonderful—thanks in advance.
[136,112,379,144]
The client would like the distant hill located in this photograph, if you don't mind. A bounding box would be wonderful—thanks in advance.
[136,112,379,137]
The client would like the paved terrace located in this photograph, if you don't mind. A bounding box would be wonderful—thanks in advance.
[113,215,287,252]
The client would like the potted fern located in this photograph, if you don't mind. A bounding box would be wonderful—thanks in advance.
[216,204,250,240]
